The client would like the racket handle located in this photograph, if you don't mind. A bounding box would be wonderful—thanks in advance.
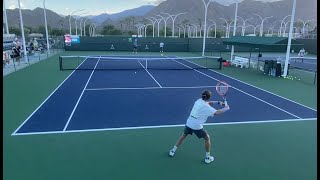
[224,101,228,106]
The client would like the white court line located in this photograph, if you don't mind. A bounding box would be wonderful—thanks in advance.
[85,85,218,91]
[169,57,302,119]
[291,68,317,74]
[138,60,162,88]
[63,56,101,131]
[11,57,90,136]
[181,57,317,112]
[11,118,317,136]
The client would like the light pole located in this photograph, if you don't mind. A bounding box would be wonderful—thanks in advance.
[80,18,85,36]
[43,0,50,54]
[252,13,273,36]
[283,0,297,77]
[243,24,255,35]
[135,24,145,36]
[69,9,85,35]
[186,25,191,38]
[201,0,213,56]
[190,24,198,38]
[134,24,141,36]
[75,12,88,36]
[208,20,216,38]
[161,12,187,37]
[144,24,152,37]
[230,1,238,64]
[283,20,291,37]
[298,19,315,37]
[150,17,162,37]
[89,23,95,36]
[237,16,252,36]
[180,25,186,38]
[83,18,89,36]
[18,0,27,62]
[155,14,170,38]
[220,18,229,38]
[89,24,93,36]
[176,26,181,38]
[279,15,291,37]
[4,0,9,34]
[146,18,156,37]
[267,27,274,35]
[200,25,205,38]
[227,20,234,38]
[229,25,242,36]
[253,25,260,35]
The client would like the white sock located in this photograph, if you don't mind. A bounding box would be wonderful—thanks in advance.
[172,146,177,151]
[206,152,210,157]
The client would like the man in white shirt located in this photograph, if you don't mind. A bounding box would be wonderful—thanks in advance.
[169,90,230,164]
[298,48,305,57]
[160,42,164,52]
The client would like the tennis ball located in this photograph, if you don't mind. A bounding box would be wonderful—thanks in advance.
[161,54,163,56]
[135,72,136,74]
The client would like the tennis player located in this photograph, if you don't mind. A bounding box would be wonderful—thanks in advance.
[160,42,164,52]
[169,90,230,164]
[133,39,138,54]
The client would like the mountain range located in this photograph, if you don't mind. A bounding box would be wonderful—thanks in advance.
[3,0,317,33]
[143,0,317,29]
[4,5,156,29]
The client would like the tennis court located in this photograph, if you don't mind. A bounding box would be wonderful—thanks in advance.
[12,55,316,135]
[5,52,317,180]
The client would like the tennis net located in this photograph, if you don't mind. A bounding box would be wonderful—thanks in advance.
[59,56,223,71]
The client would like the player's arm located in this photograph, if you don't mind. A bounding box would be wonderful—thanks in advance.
[208,101,225,106]
[214,104,230,115]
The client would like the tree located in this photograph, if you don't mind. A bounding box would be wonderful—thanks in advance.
[160,27,172,36]
[51,28,65,36]
[24,27,31,35]
[84,24,91,36]
[24,26,34,33]
[101,25,122,35]
[146,26,153,36]
[9,26,21,35]
[209,29,224,38]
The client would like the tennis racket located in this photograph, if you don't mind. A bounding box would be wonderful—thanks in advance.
[215,81,229,106]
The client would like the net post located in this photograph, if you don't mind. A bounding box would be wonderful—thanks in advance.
[218,57,222,70]
[59,56,62,71]
[206,56,208,68]
[146,59,148,69]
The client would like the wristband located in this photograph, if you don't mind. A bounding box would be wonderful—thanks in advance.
[209,101,219,104]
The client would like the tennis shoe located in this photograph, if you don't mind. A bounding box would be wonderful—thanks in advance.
[169,150,175,157]
[205,156,214,164]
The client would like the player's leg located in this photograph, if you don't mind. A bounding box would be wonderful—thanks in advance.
[195,129,214,163]
[169,126,192,157]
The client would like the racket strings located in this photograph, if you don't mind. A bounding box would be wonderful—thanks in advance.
[216,84,228,95]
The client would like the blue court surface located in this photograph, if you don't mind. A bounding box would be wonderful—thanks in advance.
[12,56,317,135]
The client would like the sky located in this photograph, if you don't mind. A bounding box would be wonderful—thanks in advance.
[5,0,282,16]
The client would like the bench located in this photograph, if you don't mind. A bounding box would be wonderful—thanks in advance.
[231,56,249,68]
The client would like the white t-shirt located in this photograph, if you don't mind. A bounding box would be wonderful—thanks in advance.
[160,42,164,48]
[186,99,217,130]
[298,49,305,57]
